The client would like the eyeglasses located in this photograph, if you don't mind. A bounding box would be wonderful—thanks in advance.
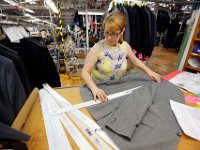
[103,30,122,38]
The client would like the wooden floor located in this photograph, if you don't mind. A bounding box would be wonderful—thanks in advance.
[60,46,179,87]
[147,46,179,75]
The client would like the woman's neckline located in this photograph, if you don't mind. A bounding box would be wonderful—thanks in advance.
[101,40,120,48]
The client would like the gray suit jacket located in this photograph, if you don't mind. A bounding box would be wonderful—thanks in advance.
[80,70,184,150]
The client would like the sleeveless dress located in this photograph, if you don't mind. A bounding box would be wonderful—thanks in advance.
[91,40,129,81]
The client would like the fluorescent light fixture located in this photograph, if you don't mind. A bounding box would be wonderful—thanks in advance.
[24,13,38,19]
[20,0,37,4]
[3,0,17,5]
[24,8,34,13]
[4,0,34,14]
[27,18,41,22]
[78,11,104,15]
[25,0,37,2]
[44,0,58,14]
[24,13,33,17]
[0,20,18,25]
[0,13,6,17]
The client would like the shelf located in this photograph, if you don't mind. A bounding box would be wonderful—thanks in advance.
[190,53,200,57]
[185,65,200,72]
[194,38,200,42]
[183,15,200,73]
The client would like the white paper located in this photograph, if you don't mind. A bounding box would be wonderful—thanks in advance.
[3,26,29,42]
[169,72,200,95]
[18,26,29,38]
[4,27,24,42]
[170,100,200,141]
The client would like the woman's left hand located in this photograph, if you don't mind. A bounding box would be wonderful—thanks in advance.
[147,70,161,83]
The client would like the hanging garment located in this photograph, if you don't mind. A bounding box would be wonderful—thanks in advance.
[107,4,156,60]
[0,37,61,89]
[126,5,141,52]
[145,6,157,59]
[0,55,26,125]
[0,122,30,150]
[0,44,32,97]
[157,9,170,34]
[80,70,184,150]
[112,3,130,43]
[19,38,61,88]
[163,16,180,48]
[137,6,150,58]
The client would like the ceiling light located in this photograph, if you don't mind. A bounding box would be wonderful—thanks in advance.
[44,0,58,14]
[78,10,104,15]
[0,20,18,25]
[27,18,41,22]
[0,13,6,17]
[24,13,37,19]
[24,8,34,13]
[25,0,37,2]
[3,0,17,6]
[19,0,37,4]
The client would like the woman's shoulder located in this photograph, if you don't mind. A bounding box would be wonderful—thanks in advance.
[120,41,131,51]
[89,41,102,54]
[121,41,129,46]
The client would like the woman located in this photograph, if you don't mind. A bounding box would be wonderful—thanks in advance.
[82,11,161,102]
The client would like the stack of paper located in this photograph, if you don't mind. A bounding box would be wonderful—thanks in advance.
[169,72,200,95]
[170,100,200,141]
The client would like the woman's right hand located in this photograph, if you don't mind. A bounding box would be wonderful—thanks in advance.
[91,87,108,102]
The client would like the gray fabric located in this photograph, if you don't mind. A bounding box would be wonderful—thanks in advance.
[80,70,184,150]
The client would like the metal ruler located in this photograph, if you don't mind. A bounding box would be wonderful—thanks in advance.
[52,86,142,115]
[39,89,72,150]
[51,100,113,150]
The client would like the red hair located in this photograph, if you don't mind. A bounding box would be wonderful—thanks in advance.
[103,11,125,44]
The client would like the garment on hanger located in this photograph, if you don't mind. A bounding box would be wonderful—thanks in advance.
[0,55,26,125]
[110,3,156,60]
[0,122,30,150]
[20,38,61,88]
[0,43,33,97]
[0,37,61,89]
[163,15,180,48]
[157,9,170,34]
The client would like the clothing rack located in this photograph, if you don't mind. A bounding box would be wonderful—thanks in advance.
[112,0,200,4]
[108,0,157,61]
[147,0,200,4]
